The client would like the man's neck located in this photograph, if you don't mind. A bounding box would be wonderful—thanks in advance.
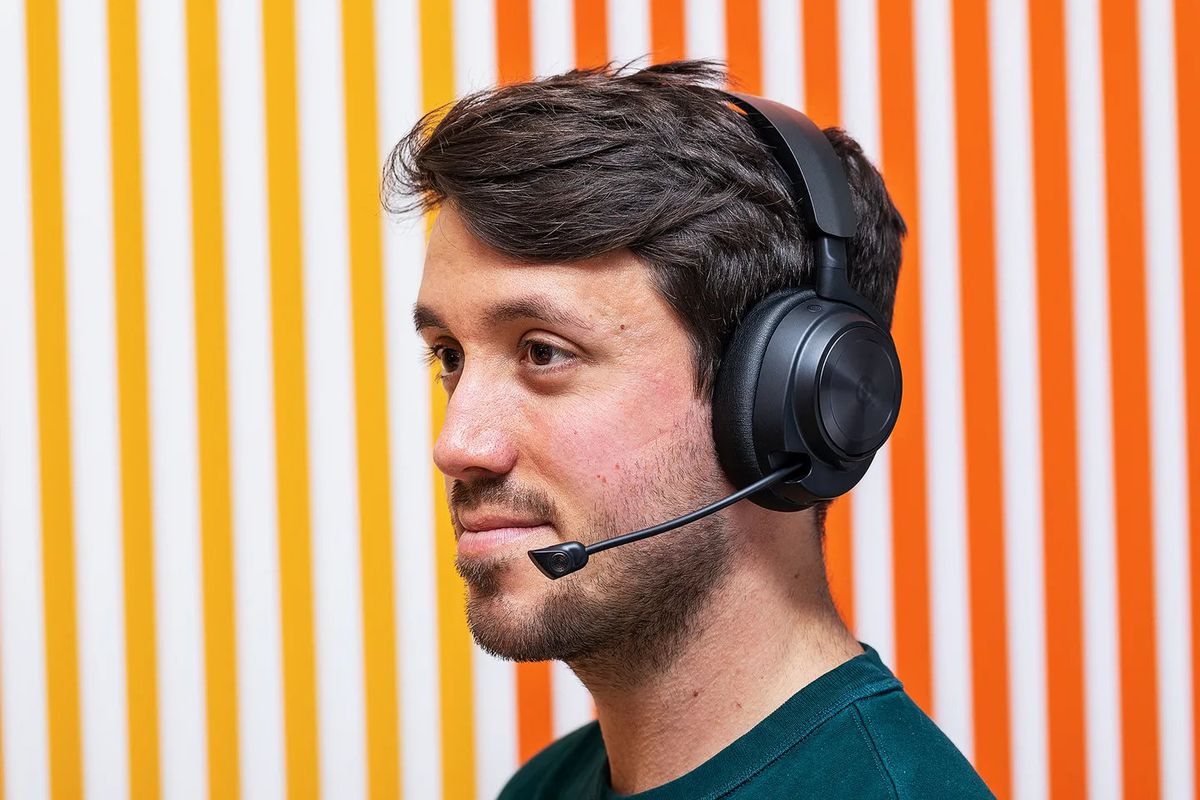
[570,567,862,795]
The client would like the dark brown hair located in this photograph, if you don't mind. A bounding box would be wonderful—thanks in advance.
[384,60,906,398]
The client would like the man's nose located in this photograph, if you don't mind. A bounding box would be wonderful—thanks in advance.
[432,379,518,481]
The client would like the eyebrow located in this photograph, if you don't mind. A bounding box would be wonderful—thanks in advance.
[412,296,595,333]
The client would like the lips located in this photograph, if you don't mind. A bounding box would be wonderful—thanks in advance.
[455,511,553,558]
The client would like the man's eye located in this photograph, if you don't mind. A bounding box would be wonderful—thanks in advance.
[524,340,573,368]
[428,345,463,376]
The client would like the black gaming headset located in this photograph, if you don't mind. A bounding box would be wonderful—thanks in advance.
[529,92,903,579]
[712,92,902,511]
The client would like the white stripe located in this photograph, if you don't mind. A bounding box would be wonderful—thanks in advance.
[607,0,651,66]
[453,0,496,95]
[989,1,1050,797]
[139,0,209,794]
[376,0,443,795]
[532,0,574,76]
[59,0,131,797]
[295,0,369,796]
[760,0,802,108]
[0,1,51,796]
[684,0,725,63]
[838,0,880,160]
[837,0,894,667]
[1065,0,1122,796]
[552,660,594,739]
[217,0,287,794]
[1139,0,1195,797]
[913,0,974,759]
[472,646,517,800]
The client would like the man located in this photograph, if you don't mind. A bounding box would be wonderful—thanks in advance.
[390,61,992,798]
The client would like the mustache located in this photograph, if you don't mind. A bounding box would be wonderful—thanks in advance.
[449,474,557,527]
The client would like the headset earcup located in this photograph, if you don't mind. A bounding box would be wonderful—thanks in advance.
[712,289,816,500]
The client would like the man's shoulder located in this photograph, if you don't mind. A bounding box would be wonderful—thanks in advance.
[497,720,606,800]
[845,687,995,799]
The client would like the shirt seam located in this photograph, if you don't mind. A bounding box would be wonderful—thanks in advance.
[850,702,899,800]
[702,676,901,800]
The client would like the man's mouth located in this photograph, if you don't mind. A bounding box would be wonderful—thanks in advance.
[455,513,554,558]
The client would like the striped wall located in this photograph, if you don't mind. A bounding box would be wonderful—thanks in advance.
[0,0,1195,798]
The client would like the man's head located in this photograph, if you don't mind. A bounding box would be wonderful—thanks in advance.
[391,61,905,678]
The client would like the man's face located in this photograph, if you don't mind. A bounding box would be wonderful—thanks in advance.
[415,207,734,673]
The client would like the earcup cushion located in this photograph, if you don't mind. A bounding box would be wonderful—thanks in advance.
[712,289,816,489]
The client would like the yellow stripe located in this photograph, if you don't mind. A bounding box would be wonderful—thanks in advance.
[184,0,241,796]
[107,1,163,796]
[339,1,401,798]
[261,0,321,796]
[24,0,83,796]
[418,2,477,797]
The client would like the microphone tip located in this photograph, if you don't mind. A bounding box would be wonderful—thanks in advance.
[528,541,589,579]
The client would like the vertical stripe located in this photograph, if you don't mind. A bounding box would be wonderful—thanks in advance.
[532,0,574,77]
[419,2,478,797]
[0,1,51,795]
[1028,0,1088,795]
[759,0,800,108]
[262,0,321,793]
[606,0,651,65]
[1139,0,1193,796]
[24,0,84,794]
[650,0,684,62]
[1065,0,1122,794]
[551,661,594,739]
[724,0,760,92]
[375,0,442,796]
[1177,0,1200,791]
[141,0,211,790]
[295,0,370,794]
[989,0,1050,796]
[341,0,402,797]
[497,0,532,83]
[1098,0,1161,795]
[684,0,724,62]
[106,0,166,792]
[184,0,241,795]
[801,0,838,126]
[951,2,1011,792]
[877,0,933,715]
[839,0,893,667]
[574,0,609,68]
[60,0,130,797]
[914,0,974,757]
[107,0,163,795]
[218,0,289,795]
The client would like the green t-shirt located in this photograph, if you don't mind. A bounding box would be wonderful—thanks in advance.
[498,646,994,799]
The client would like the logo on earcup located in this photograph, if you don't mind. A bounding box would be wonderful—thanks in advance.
[855,374,875,407]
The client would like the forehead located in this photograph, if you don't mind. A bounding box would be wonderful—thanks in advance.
[416,206,660,331]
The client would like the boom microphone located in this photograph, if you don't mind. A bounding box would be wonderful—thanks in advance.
[527,462,805,580]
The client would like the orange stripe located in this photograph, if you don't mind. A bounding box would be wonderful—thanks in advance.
[24,1,83,797]
[1177,0,1200,791]
[1098,1,1161,796]
[801,0,839,126]
[493,10,555,761]
[262,0,321,795]
[877,0,932,713]
[106,0,164,796]
[649,0,684,63]
[1028,0,1087,795]
[951,4,1011,793]
[497,0,532,82]
[517,663,553,763]
[724,0,761,94]
[574,0,608,68]
[340,1,402,796]
[798,0,854,630]
[184,0,242,796]
[419,2,478,797]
